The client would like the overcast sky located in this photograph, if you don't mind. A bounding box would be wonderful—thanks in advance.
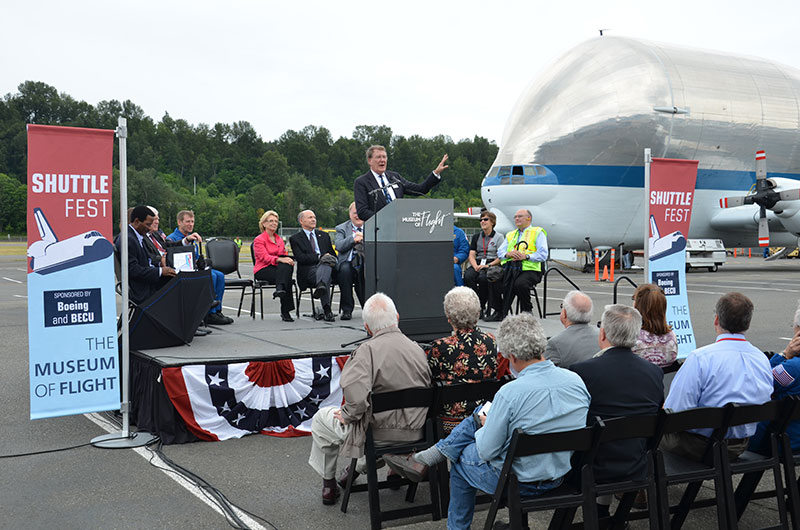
[3,0,799,144]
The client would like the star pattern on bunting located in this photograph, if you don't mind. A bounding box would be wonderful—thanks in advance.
[232,413,246,425]
[208,372,225,386]
[220,402,231,413]
[315,365,330,380]
[308,394,323,406]
[294,406,308,419]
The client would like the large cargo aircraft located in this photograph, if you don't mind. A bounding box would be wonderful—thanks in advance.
[482,37,800,251]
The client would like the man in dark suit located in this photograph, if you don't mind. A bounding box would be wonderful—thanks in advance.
[289,209,337,322]
[353,145,449,221]
[114,205,177,304]
[570,304,664,518]
[335,202,365,321]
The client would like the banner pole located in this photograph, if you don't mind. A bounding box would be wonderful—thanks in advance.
[92,117,157,448]
[643,148,651,282]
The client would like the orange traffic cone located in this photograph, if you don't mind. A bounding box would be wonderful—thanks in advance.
[601,265,609,281]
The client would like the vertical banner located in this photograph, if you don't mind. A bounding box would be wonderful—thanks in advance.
[646,156,699,358]
[27,124,119,419]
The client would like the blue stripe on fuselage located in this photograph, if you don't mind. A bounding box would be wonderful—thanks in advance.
[481,165,800,190]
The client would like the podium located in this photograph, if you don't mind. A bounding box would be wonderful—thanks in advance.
[364,199,453,340]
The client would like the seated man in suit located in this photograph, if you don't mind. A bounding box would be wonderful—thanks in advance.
[114,205,177,304]
[544,291,600,368]
[570,304,664,518]
[289,209,337,322]
[166,209,232,325]
[353,145,449,221]
[142,206,201,265]
[335,202,365,321]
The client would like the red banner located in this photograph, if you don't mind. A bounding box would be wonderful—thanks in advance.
[27,124,115,272]
[648,158,699,242]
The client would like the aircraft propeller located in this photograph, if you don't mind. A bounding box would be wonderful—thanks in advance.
[719,151,800,247]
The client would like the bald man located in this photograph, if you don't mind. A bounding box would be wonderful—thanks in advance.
[544,290,599,368]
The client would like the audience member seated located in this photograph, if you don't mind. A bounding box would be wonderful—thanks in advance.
[426,287,506,434]
[114,205,176,304]
[464,211,504,322]
[750,300,800,454]
[253,210,295,322]
[308,293,431,505]
[498,209,548,317]
[662,292,773,460]
[413,312,590,530]
[570,304,664,517]
[166,209,232,325]
[453,225,469,287]
[544,290,599,368]
[335,202,365,321]
[289,209,337,322]
[632,284,678,367]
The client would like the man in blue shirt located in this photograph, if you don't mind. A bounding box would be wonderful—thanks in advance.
[452,226,469,286]
[412,312,590,530]
[662,292,772,460]
[166,210,232,325]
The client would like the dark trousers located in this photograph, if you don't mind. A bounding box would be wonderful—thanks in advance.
[255,263,295,314]
[502,267,542,316]
[463,267,502,313]
[661,431,749,461]
[337,260,364,314]
[297,263,333,308]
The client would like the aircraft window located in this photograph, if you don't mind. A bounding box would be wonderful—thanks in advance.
[511,176,525,184]
[498,166,511,177]
[512,166,523,175]
[536,166,547,176]
[523,166,537,176]
[500,177,510,184]
[486,166,500,177]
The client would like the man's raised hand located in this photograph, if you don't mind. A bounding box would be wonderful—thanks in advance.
[434,154,449,175]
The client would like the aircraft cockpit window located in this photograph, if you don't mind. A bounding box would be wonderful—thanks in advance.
[498,166,511,177]
[500,177,510,184]
[523,166,537,176]
[511,176,525,184]
[486,166,500,178]
[512,166,523,176]
[535,166,547,176]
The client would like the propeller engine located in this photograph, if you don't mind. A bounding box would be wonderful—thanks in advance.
[719,151,800,246]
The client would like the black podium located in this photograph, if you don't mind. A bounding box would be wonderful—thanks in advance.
[364,199,453,340]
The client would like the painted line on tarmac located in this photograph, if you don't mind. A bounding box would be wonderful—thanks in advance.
[3,277,22,283]
[689,283,800,294]
[84,413,268,530]
[13,294,27,298]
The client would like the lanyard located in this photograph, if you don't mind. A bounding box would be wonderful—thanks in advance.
[481,233,488,257]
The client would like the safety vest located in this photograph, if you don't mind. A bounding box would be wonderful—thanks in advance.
[501,226,546,271]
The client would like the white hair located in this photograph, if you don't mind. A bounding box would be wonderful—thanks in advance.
[601,304,642,348]
[496,312,546,361]
[794,300,800,328]
[443,286,480,330]
[363,292,398,332]
[563,290,593,324]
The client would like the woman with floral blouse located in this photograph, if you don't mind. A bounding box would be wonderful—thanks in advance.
[632,283,678,367]
[427,286,508,434]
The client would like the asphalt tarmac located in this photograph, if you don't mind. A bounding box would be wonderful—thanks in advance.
[1,251,798,529]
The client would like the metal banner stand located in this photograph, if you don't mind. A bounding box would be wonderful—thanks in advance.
[92,117,157,449]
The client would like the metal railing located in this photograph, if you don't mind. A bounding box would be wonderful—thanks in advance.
[612,275,638,304]
[540,266,582,318]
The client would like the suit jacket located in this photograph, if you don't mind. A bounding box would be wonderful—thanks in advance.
[114,225,161,304]
[354,170,440,221]
[570,347,664,483]
[334,220,364,267]
[544,323,600,368]
[289,228,336,287]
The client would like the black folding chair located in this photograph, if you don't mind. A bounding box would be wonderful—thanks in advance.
[778,396,800,530]
[339,386,440,530]
[432,377,513,513]
[653,406,732,530]
[248,241,296,320]
[483,422,604,530]
[724,399,795,530]
[205,237,253,317]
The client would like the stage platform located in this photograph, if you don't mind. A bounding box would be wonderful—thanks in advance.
[130,294,566,445]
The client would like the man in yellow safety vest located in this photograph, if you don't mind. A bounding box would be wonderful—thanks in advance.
[498,209,548,317]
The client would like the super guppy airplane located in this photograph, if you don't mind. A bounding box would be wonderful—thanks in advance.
[481,36,800,251]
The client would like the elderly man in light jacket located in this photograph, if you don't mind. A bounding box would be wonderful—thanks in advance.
[308,292,431,505]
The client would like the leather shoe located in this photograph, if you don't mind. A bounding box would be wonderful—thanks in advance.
[382,453,428,482]
[485,311,503,322]
[273,288,286,298]
[324,311,335,322]
[337,466,359,489]
[206,312,232,325]
[322,478,339,505]
[341,312,352,321]
[312,283,326,299]
[280,312,294,322]
[314,311,324,321]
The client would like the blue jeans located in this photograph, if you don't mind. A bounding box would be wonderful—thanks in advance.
[438,416,562,530]
[454,263,464,286]
[210,268,225,313]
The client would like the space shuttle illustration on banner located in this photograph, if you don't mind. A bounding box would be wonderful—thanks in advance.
[27,207,114,275]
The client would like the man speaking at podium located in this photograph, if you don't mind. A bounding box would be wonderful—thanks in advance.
[354,145,449,221]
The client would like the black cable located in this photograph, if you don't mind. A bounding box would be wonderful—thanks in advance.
[0,441,95,458]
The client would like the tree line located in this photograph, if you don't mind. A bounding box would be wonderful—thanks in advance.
[0,81,497,236]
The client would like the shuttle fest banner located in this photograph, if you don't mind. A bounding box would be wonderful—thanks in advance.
[27,124,119,419]
[645,156,699,359]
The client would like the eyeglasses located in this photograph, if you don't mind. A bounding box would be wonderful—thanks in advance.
[480,218,490,221]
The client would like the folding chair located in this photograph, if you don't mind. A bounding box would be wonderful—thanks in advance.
[248,241,296,320]
[653,406,732,530]
[724,399,795,530]
[205,237,253,317]
[295,270,338,319]
[339,386,440,530]
[483,422,604,530]
[778,396,800,530]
